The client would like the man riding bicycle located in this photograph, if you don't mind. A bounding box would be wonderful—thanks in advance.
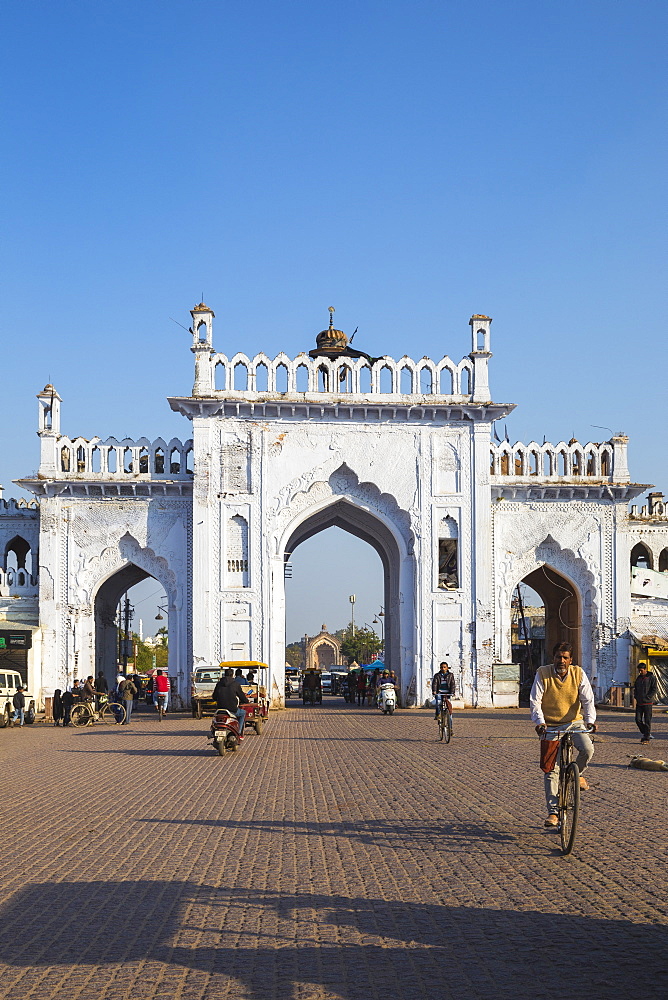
[154,669,170,714]
[432,661,456,723]
[530,641,597,828]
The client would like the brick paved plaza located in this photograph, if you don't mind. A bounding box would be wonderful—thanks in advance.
[1,701,667,999]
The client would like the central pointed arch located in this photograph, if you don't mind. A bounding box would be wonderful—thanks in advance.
[277,496,414,701]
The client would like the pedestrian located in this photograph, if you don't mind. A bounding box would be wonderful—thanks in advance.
[120,674,137,725]
[71,679,83,701]
[356,669,366,706]
[530,641,597,829]
[53,689,64,726]
[61,688,74,726]
[11,686,26,727]
[96,671,108,708]
[633,662,658,744]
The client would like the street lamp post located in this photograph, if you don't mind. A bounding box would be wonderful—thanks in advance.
[349,594,356,635]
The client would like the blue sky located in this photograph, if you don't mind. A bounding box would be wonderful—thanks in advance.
[1,1,665,640]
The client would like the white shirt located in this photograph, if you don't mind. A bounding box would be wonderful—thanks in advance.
[529,664,596,726]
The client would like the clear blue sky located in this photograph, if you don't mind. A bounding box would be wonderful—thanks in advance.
[1,1,665,639]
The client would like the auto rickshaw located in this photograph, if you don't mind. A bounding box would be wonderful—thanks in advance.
[302,668,322,706]
[191,660,270,733]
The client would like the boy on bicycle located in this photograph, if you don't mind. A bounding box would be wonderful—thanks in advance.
[530,641,597,828]
[432,661,456,722]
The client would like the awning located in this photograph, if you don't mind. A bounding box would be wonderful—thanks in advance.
[629,616,668,650]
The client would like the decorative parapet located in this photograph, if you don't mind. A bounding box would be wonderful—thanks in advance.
[0,497,39,514]
[196,351,480,401]
[490,439,619,481]
[629,492,668,520]
[36,435,194,481]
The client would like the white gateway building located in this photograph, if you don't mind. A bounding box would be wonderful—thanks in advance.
[2,304,667,712]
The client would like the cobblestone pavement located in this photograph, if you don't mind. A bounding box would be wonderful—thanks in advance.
[1,701,667,1000]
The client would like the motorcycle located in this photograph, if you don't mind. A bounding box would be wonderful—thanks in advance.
[378,682,396,715]
[209,708,244,755]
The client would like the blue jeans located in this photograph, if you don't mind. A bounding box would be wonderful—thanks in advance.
[12,708,24,726]
[434,693,452,724]
[236,709,246,735]
[123,699,133,724]
[544,730,594,814]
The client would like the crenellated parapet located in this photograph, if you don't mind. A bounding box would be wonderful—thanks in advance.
[47,435,193,480]
[490,435,646,502]
[203,350,477,400]
[188,304,496,404]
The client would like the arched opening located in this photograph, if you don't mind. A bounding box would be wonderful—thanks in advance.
[284,500,406,698]
[379,366,393,393]
[418,367,432,394]
[255,363,268,392]
[631,542,653,570]
[215,362,227,390]
[275,364,289,393]
[513,566,581,699]
[4,535,32,574]
[94,565,170,694]
[400,367,412,394]
[659,548,668,573]
[296,364,309,392]
[154,448,165,474]
[439,368,453,394]
[197,321,207,343]
[359,365,372,393]
[123,448,134,474]
[460,367,470,395]
[233,362,248,390]
[138,448,149,474]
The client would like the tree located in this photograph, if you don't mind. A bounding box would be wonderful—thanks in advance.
[339,623,383,665]
[285,642,304,670]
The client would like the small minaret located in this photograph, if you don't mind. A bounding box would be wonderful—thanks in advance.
[190,302,215,395]
[469,315,492,402]
[36,384,62,476]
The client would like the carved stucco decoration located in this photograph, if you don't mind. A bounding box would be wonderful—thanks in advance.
[271,462,414,554]
[74,532,178,607]
[497,533,599,622]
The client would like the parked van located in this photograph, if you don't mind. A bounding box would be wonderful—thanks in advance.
[0,670,36,727]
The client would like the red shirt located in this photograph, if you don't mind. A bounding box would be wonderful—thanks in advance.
[154,675,170,693]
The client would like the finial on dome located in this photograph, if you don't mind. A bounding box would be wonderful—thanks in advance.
[328,306,335,329]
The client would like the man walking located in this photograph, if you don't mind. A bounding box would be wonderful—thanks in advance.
[11,686,25,727]
[633,662,658,744]
[119,674,137,725]
[530,641,597,828]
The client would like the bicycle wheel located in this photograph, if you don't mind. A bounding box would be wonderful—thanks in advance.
[101,702,125,724]
[559,762,581,855]
[438,708,445,741]
[443,712,452,744]
[70,705,91,728]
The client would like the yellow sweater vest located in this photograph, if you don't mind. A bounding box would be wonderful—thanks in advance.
[538,665,583,725]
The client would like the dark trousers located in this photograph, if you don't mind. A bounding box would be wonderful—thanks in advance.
[635,704,653,740]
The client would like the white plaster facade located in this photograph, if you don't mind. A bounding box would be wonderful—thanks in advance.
[4,305,666,708]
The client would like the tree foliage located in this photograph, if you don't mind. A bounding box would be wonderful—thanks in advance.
[339,624,383,665]
[285,642,304,669]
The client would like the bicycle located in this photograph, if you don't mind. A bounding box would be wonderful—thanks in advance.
[543,723,593,855]
[70,697,126,727]
[435,693,453,744]
[155,693,168,721]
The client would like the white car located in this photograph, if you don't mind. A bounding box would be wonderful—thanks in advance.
[0,669,36,726]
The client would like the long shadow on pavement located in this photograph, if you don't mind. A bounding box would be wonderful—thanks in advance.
[0,880,664,1000]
